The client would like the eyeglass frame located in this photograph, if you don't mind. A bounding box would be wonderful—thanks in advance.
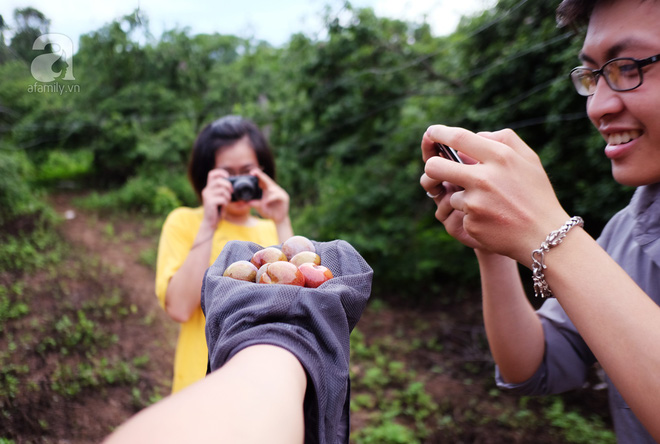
[569,53,660,97]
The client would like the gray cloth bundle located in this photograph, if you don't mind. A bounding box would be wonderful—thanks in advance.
[201,239,373,444]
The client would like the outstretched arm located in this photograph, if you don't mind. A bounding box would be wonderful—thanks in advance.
[103,345,307,444]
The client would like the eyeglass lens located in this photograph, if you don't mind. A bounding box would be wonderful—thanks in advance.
[571,59,641,95]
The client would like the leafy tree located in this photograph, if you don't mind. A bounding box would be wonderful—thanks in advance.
[0,14,11,63]
[0,8,82,171]
[9,7,50,62]
[266,6,468,293]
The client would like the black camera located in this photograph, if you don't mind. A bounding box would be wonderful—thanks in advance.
[228,175,262,202]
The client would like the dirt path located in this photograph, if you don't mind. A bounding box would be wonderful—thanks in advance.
[49,192,178,417]
[51,193,167,320]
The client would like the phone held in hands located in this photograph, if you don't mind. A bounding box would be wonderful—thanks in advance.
[434,143,463,164]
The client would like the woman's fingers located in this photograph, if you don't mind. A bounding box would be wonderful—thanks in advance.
[248,168,290,222]
[250,168,275,191]
[203,169,233,207]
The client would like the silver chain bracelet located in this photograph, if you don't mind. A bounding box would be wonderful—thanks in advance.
[531,216,584,298]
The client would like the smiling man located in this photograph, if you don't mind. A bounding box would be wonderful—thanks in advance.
[421,0,660,441]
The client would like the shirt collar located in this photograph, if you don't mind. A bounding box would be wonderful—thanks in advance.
[631,183,660,262]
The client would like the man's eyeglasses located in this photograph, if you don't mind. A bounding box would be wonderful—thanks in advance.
[570,53,660,96]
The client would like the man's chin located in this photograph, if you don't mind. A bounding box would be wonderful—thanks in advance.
[611,165,660,188]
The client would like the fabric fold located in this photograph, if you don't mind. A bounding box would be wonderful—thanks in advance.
[201,239,373,444]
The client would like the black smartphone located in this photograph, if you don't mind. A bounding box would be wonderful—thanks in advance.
[434,143,463,164]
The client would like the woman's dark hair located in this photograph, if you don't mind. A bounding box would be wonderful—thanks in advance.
[187,115,276,202]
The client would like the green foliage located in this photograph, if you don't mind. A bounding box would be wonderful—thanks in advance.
[348,305,615,442]
[543,397,616,444]
[0,151,62,274]
[0,61,38,128]
[0,213,63,273]
[50,358,141,397]
[134,118,196,169]
[7,7,50,62]
[0,362,29,399]
[0,151,37,227]
[350,327,438,442]
[52,310,118,354]
[32,149,93,184]
[0,284,30,333]
[76,175,186,215]
[352,422,420,444]
[270,7,482,293]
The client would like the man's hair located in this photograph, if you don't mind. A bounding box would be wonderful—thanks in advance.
[556,0,597,28]
[556,0,653,29]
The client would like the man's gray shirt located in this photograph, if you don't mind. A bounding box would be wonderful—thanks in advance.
[495,183,660,443]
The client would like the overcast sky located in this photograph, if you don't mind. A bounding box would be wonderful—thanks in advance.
[1,0,495,50]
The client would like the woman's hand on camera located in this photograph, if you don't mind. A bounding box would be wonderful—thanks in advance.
[249,168,290,224]
[201,168,232,228]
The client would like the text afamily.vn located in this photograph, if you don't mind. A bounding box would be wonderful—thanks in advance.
[27,82,81,95]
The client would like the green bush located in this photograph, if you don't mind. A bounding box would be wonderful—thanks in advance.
[76,174,188,216]
[0,151,62,274]
[0,151,38,227]
[33,149,94,184]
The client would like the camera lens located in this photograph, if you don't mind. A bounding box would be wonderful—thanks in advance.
[230,175,261,201]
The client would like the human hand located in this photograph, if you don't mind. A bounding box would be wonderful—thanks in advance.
[420,132,484,250]
[201,168,233,228]
[419,178,484,250]
[248,168,291,224]
[422,125,570,265]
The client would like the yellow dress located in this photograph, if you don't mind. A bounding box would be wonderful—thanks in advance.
[155,207,279,393]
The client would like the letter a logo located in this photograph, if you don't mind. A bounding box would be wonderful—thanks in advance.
[30,33,76,82]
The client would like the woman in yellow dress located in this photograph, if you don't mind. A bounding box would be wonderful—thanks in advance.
[155,115,293,393]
